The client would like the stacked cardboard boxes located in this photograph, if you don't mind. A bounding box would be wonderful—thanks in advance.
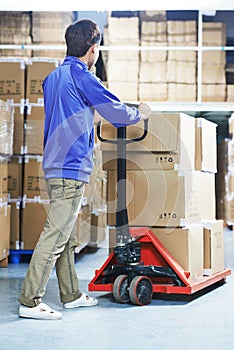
[167,20,197,102]
[106,17,140,101]
[102,113,224,279]
[202,22,227,102]
[139,21,168,101]
[31,11,73,58]
[0,12,32,57]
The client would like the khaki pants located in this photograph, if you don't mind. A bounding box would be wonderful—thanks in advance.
[18,178,85,307]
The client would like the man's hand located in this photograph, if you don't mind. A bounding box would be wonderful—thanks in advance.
[138,102,152,120]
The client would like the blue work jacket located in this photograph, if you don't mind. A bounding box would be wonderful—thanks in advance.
[42,56,141,183]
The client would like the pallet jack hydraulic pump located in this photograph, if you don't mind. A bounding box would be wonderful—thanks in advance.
[89,116,231,306]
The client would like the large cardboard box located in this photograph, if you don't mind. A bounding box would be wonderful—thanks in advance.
[151,225,204,279]
[26,58,59,102]
[195,118,217,173]
[139,62,167,83]
[107,60,139,82]
[202,65,226,84]
[0,58,26,103]
[101,113,195,171]
[23,156,47,199]
[7,156,23,199]
[107,81,138,101]
[107,170,216,227]
[202,84,226,102]
[202,22,226,46]
[24,105,44,155]
[203,220,224,276]
[0,205,11,261]
[167,61,196,84]
[224,196,234,224]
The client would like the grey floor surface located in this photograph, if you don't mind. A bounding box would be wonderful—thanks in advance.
[1,227,234,350]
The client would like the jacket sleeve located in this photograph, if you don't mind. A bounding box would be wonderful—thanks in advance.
[80,72,142,128]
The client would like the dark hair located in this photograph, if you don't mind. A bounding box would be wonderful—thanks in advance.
[65,19,101,57]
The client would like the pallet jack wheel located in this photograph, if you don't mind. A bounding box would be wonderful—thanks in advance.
[129,276,153,306]
[113,274,130,303]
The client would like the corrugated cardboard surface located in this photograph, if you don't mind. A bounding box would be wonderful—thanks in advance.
[7,156,23,199]
[0,60,25,103]
[203,220,224,275]
[101,112,195,171]
[107,170,215,227]
[152,224,204,279]
[25,105,44,155]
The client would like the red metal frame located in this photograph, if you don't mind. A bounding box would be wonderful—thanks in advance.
[88,227,231,295]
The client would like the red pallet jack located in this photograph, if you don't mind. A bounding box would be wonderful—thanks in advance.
[88,118,231,306]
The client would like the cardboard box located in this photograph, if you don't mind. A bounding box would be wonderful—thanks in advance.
[151,224,204,279]
[0,205,11,261]
[228,113,234,135]
[24,105,44,154]
[107,81,138,101]
[108,17,139,42]
[202,51,226,65]
[0,58,25,103]
[23,156,47,199]
[139,62,167,83]
[168,44,197,62]
[0,161,8,202]
[107,170,216,227]
[225,196,234,224]
[140,41,167,63]
[138,82,167,102]
[21,200,50,250]
[26,58,59,102]
[7,156,23,199]
[227,85,234,102]
[203,220,224,275]
[90,211,107,247]
[168,83,196,102]
[107,60,139,82]
[202,65,226,85]
[9,200,20,250]
[195,118,217,173]
[101,112,195,171]
[202,84,226,102]
[167,61,196,84]
[202,22,226,46]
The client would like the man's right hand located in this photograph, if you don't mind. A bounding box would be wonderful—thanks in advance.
[138,102,152,120]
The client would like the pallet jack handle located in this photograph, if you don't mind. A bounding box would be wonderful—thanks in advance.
[97,117,148,249]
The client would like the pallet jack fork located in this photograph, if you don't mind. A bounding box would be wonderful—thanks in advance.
[88,118,231,306]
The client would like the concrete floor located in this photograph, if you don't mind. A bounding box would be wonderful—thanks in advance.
[1,227,234,350]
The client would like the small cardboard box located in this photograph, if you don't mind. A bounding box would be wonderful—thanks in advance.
[0,205,11,261]
[152,224,204,279]
[203,220,224,276]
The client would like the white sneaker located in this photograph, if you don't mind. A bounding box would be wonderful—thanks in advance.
[19,302,63,320]
[63,293,98,309]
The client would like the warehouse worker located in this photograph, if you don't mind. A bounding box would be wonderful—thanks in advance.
[18,18,152,320]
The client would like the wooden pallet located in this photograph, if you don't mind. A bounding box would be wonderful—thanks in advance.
[0,257,8,268]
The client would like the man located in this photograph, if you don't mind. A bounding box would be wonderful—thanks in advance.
[18,18,151,320]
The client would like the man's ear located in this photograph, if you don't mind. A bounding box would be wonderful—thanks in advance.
[90,44,96,54]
